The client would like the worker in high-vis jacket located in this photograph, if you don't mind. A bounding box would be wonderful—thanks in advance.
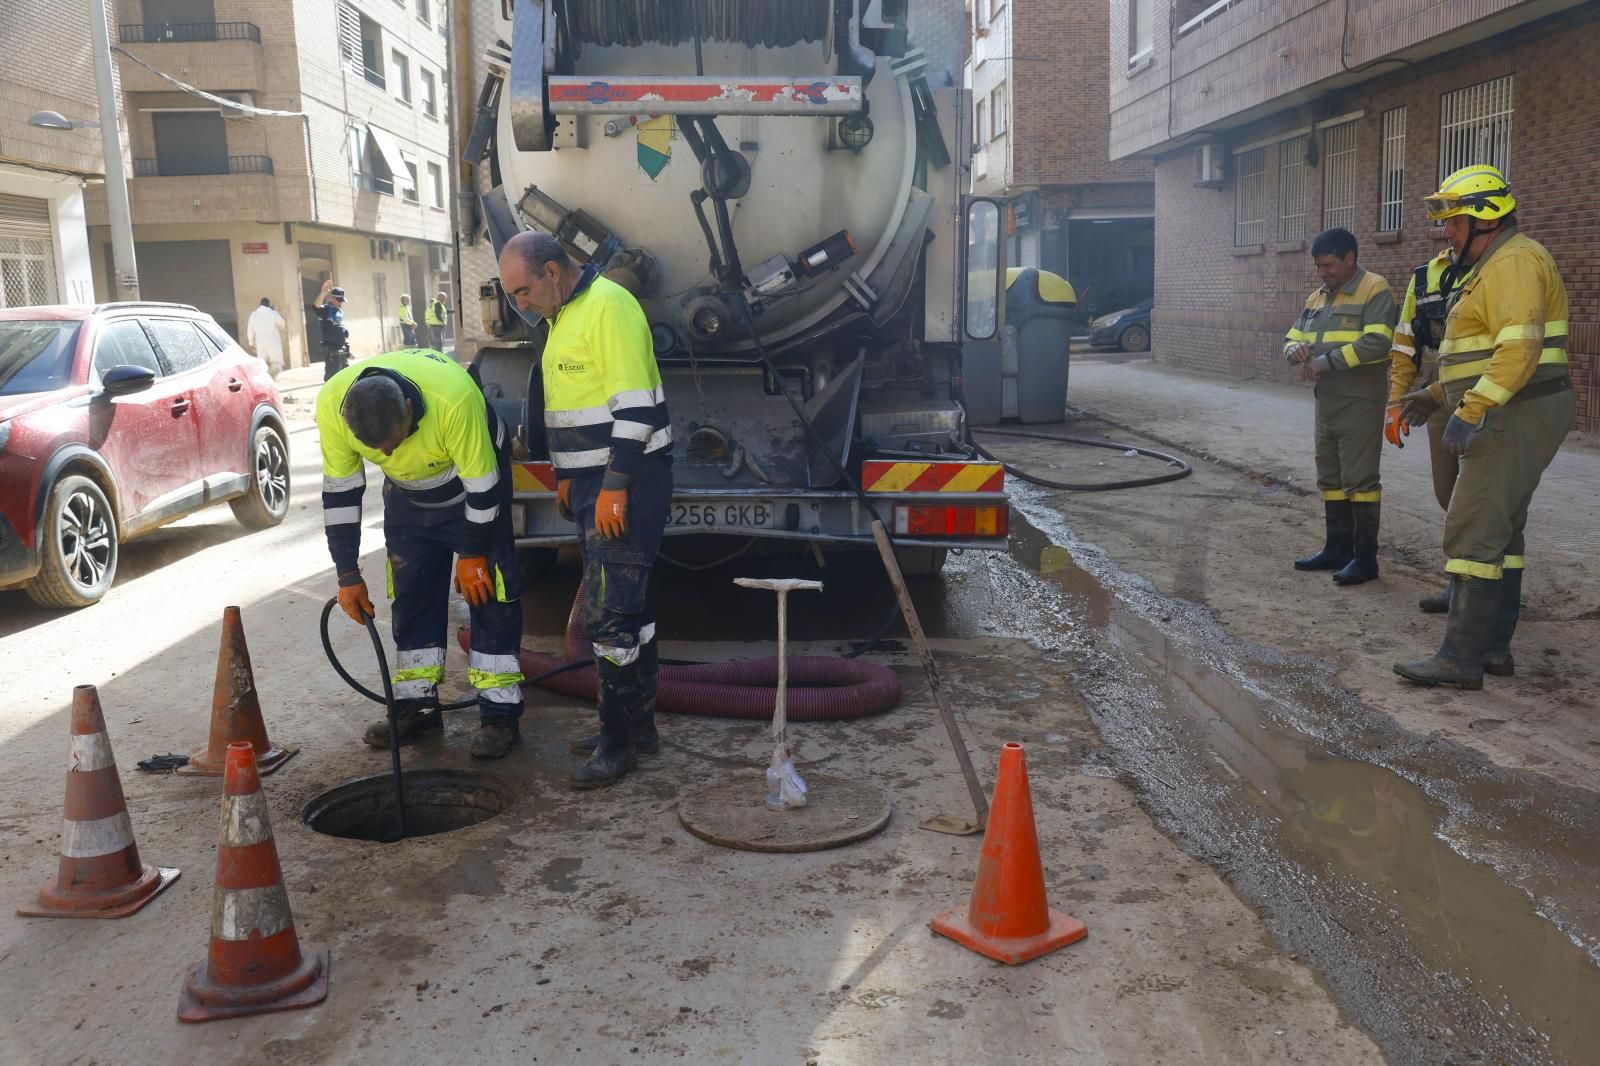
[1385,247,1464,613]
[316,349,525,758]
[1284,227,1399,587]
[1395,165,1573,689]
[497,230,673,789]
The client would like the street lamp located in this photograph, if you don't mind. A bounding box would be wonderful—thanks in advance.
[27,111,101,131]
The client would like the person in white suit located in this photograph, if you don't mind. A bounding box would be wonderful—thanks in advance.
[246,297,287,377]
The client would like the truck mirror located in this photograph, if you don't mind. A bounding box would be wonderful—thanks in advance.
[963,199,1003,341]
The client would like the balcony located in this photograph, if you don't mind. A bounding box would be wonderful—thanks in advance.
[133,155,274,177]
[118,21,261,44]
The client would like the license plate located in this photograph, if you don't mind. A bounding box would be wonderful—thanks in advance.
[669,500,777,529]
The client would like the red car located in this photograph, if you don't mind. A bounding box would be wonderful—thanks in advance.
[0,302,290,608]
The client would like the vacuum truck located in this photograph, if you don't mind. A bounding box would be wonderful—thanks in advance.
[451,0,1011,574]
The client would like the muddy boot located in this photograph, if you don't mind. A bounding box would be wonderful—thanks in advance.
[470,717,520,759]
[363,699,443,748]
[1481,568,1522,677]
[569,641,660,756]
[1295,500,1354,571]
[1418,585,1451,614]
[571,658,639,789]
[1393,576,1498,690]
[1333,503,1380,586]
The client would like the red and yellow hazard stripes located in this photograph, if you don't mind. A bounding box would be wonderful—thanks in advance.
[861,461,1004,494]
[512,462,558,493]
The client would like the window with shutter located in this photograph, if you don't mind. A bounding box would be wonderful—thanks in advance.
[337,4,362,74]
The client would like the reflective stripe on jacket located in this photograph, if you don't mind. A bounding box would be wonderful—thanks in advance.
[1285,267,1398,399]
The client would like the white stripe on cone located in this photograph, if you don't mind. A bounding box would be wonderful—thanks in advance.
[67,731,116,773]
[60,811,135,858]
[219,790,274,849]
[212,883,294,941]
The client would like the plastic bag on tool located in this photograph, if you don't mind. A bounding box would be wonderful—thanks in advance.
[766,753,808,810]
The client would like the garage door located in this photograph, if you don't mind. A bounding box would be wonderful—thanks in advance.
[0,194,60,308]
[121,239,239,337]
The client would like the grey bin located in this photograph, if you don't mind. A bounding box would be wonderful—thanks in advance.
[1005,267,1077,424]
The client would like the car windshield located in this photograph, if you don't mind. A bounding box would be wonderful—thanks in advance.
[0,321,82,396]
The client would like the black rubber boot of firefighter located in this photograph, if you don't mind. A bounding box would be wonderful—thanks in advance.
[470,718,520,759]
[1393,576,1498,690]
[363,699,442,748]
[571,658,640,788]
[1481,567,1523,677]
[1294,500,1355,571]
[569,641,660,756]
[1418,585,1451,614]
[1333,503,1381,586]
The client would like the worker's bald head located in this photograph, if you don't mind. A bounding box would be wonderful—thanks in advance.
[499,231,579,320]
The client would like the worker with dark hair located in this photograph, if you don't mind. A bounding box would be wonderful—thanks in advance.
[315,349,525,759]
[1284,227,1399,586]
[497,229,673,788]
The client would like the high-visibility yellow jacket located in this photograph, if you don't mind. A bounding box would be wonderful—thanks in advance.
[1428,227,1569,425]
[317,350,503,574]
[426,299,449,326]
[398,302,416,327]
[540,270,671,481]
[1285,268,1398,400]
[1388,248,1455,404]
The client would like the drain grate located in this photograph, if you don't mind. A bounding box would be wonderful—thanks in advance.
[303,770,515,842]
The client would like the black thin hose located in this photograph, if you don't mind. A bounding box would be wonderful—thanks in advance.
[349,605,407,840]
[972,428,1192,491]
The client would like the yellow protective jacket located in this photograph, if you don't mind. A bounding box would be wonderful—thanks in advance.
[1387,249,1455,404]
[1285,268,1398,400]
[1429,227,1570,425]
[540,270,671,481]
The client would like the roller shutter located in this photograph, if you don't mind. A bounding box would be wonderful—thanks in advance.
[129,239,239,337]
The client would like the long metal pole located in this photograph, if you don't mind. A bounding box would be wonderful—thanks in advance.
[87,0,139,299]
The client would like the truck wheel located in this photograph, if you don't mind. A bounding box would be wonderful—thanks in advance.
[230,424,292,530]
[1119,324,1150,353]
[26,475,119,609]
[893,546,948,577]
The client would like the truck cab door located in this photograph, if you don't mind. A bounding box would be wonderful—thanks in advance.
[960,196,1007,427]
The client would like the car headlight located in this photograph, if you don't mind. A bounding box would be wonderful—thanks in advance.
[1090,315,1112,329]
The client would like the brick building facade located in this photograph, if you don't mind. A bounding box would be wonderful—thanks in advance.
[968,0,1154,322]
[1109,0,1599,431]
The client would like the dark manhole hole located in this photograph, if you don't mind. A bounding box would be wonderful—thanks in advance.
[303,769,515,842]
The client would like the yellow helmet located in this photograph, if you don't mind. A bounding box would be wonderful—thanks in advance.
[1424,164,1517,222]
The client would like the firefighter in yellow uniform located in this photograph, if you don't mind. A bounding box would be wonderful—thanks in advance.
[1385,247,1464,613]
[1285,228,1399,586]
[1395,165,1573,689]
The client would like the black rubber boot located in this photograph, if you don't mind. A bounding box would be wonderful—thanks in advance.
[1418,585,1451,614]
[571,658,639,788]
[1295,500,1355,571]
[570,641,660,756]
[1394,576,1498,690]
[1481,568,1522,677]
[470,718,520,759]
[363,699,442,748]
[1333,503,1380,586]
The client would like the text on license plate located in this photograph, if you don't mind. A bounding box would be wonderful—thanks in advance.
[670,501,775,528]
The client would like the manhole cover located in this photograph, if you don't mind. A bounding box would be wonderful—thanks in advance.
[303,769,515,843]
[678,772,891,853]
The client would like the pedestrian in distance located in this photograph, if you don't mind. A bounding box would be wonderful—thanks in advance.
[398,293,419,347]
[497,230,674,789]
[1394,165,1573,690]
[317,349,526,758]
[426,290,451,351]
[1284,228,1399,587]
[314,279,352,382]
[246,296,286,378]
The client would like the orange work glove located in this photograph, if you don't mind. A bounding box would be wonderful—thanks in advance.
[337,571,374,624]
[454,556,495,607]
[556,479,574,521]
[595,486,629,539]
[1384,404,1409,448]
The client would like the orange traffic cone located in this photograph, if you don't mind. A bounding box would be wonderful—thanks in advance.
[18,685,179,919]
[176,606,297,776]
[178,741,329,1023]
[930,742,1087,964]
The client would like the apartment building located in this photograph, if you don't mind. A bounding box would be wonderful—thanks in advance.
[84,0,455,367]
[0,1,121,309]
[967,0,1154,322]
[1109,0,1599,430]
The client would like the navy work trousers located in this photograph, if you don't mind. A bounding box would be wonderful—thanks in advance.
[570,455,673,665]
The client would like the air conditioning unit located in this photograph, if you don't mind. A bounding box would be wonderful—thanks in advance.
[1195,143,1227,188]
[218,92,255,120]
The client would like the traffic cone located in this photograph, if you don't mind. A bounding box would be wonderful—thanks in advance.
[176,606,297,776]
[177,741,329,1023]
[930,742,1087,964]
[18,685,179,919]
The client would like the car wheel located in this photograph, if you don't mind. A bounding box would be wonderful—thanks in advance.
[26,475,119,609]
[1119,324,1150,353]
[230,423,291,530]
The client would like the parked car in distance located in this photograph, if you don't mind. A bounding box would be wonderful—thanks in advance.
[1088,298,1152,353]
[0,302,290,608]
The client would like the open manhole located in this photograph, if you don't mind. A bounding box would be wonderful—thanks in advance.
[303,769,515,843]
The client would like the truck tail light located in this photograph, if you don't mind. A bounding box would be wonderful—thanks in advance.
[892,504,1008,538]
